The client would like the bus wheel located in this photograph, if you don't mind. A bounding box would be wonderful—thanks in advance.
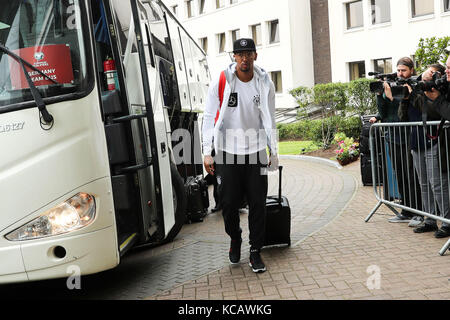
[165,162,187,242]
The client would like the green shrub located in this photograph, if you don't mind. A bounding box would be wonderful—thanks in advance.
[289,86,313,118]
[415,36,450,74]
[290,78,376,118]
[312,82,349,117]
[347,78,377,115]
[337,116,362,140]
[277,116,362,147]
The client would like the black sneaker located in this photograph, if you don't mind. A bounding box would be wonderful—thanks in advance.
[414,224,438,233]
[229,238,242,264]
[249,249,266,273]
[435,226,450,239]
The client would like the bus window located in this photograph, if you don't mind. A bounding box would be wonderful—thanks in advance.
[0,0,92,109]
[110,0,138,59]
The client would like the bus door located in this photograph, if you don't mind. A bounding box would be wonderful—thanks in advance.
[131,0,176,238]
[99,0,174,245]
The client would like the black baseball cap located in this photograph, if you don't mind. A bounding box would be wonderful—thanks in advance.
[233,38,256,53]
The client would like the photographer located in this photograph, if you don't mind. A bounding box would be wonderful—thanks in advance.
[426,55,450,121]
[370,57,422,223]
[399,64,450,238]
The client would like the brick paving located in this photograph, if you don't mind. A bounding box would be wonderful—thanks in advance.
[96,157,355,299]
[148,159,450,300]
[5,157,450,300]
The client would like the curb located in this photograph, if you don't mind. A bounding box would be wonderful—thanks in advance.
[279,154,343,170]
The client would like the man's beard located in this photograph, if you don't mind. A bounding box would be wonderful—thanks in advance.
[239,65,251,73]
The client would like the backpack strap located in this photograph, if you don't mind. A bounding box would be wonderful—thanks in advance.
[215,70,226,125]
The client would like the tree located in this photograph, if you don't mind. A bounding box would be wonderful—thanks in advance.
[346,78,377,116]
[414,36,450,73]
[312,82,348,117]
[289,86,313,119]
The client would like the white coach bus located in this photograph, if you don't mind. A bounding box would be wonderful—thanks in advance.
[0,0,210,283]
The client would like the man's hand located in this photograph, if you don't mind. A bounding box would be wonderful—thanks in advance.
[403,84,413,100]
[369,117,377,124]
[268,154,279,172]
[384,82,394,101]
[425,88,441,101]
[204,155,215,175]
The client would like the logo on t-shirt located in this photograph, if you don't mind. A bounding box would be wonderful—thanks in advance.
[228,92,238,107]
[253,95,260,106]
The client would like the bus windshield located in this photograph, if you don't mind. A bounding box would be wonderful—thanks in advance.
[0,0,91,109]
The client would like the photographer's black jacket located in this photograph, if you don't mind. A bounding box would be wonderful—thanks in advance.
[376,94,407,144]
[432,94,450,121]
[399,93,441,151]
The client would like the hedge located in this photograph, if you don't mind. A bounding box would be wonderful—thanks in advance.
[277,116,362,145]
[289,78,377,117]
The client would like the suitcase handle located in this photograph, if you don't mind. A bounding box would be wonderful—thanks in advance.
[278,166,283,203]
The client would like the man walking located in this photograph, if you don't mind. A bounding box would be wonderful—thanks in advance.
[202,38,278,273]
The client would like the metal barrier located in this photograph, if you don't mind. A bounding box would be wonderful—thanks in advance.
[364,121,450,256]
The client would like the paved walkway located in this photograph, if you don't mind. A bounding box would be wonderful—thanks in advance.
[86,158,355,299]
[6,157,450,300]
[147,158,450,300]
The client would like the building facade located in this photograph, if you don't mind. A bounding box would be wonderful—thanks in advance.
[160,0,450,109]
[328,0,450,82]
[162,0,317,109]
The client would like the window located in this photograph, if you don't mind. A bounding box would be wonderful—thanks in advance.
[199,0,206,14]
[411,0,434,17]
[0,0,92,108]
[217,33,226,53]
[268,20,280,44]
[270,71,283,93]
[373,58,392,74]
[251,24,262,46]
[445,0,450,12]
[349,61,366,80]
[171,5,178,15]
[216,0,225,9]
[231,29,240,43]
[346,1,363,29]
[200,37,208,54]
[371,0,391,24]
[186,0,193,18]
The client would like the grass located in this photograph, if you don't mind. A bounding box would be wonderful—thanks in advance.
[278,140,320,155]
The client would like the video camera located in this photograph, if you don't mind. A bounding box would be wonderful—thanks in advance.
[368,72,408,98]
[369,71,448,100]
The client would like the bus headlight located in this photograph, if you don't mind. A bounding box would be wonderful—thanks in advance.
[5,193,96,241]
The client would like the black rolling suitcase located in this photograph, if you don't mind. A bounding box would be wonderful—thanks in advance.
[360,153,373,186]
[264,166,291,247]
[359,122,372,155]
[185,176,208,222]
[359,116,378,186]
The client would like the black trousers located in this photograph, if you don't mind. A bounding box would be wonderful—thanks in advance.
[386,141,422,217]
[215,150,268,250]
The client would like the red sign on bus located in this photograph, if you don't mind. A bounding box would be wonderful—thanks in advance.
[10,44,74,89]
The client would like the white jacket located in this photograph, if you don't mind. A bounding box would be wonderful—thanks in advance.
[202,62,278,157]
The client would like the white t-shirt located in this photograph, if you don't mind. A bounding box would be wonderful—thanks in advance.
[220,76,267,155]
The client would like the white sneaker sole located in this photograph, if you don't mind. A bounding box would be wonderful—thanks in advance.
[249,262,266,273]
[229,259,240,265]
[388,218,410,223]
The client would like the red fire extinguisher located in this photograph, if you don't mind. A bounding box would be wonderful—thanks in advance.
[103,57,117,91]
